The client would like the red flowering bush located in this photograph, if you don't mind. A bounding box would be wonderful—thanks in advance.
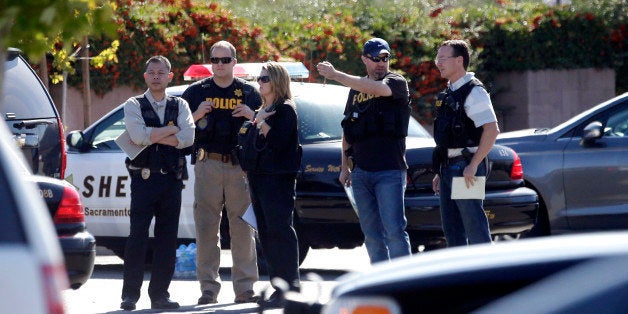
[69,0,279,94]
[60,0,625,123]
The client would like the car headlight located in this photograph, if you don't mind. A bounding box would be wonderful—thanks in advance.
[323,296,401,314]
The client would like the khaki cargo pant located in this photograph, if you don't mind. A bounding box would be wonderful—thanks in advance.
[193,158,258,296]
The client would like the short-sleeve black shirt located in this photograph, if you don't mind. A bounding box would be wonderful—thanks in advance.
[343,72,409,171]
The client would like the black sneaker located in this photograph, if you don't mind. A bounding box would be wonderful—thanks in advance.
[150,297,180,310]
[120,298,136,311]
[258,291,285,309]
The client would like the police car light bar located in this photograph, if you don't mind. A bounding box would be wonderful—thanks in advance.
[183,62,309,81]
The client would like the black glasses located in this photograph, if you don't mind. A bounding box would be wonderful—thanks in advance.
[257,76,270,83]
[366,55,390,63]
[209,57,233,64]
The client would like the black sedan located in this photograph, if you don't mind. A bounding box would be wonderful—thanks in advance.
[12,151,95,289]
[285,231,628,313]
[26,175,96,289]
[496,92,628,237]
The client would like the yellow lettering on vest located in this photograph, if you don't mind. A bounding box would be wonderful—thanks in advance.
[353,92,375,105]
[209,98,241,110]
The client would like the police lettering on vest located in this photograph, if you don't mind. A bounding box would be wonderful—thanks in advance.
[191,77,254,162]
[126,95,189,180]
[341,90,410,144]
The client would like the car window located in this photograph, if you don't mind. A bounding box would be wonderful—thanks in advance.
[572,101,628,138]
[93,119,125,149]
[2,56,56,119]
[604,106,628,138]
[89,108,125,151]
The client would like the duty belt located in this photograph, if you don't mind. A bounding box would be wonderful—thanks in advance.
[127,165,169,179]
[196,148,231,163]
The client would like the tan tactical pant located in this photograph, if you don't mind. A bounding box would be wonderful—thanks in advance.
[193,159,258,295]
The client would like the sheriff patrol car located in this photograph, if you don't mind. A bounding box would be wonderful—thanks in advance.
[65,62,539,263]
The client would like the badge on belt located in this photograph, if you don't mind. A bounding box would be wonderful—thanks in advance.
[141,168,151,180]
[197,117,208,130]
[196,147,206,162]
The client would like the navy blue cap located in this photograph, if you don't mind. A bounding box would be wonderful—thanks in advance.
[363,38,391,57]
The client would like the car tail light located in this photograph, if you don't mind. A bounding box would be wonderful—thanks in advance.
[42,262,68,314]
[53,185,85,224]
[57,118,67,180]
[510,150,524,180]
[323,296,401,314]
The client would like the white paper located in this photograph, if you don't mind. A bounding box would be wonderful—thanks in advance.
[240,203,258,231]
[114,130,147,160]
[451,176,486,200]
[344,183,359,218]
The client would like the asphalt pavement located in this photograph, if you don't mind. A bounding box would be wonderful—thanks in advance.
[62,246,371,313]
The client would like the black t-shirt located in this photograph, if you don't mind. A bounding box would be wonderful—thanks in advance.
[343,72,409,171]
[181,77,262,154]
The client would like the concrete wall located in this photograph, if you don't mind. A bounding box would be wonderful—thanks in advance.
[493,68,615,131]
[49,84,141,132]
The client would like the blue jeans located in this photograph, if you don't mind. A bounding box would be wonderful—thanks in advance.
[351,167,411,263]
[439,159,492,247]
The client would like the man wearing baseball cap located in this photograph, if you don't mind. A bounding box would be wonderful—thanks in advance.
[317,38,412,263]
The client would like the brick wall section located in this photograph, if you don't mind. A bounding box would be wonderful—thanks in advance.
[493,68,615,131]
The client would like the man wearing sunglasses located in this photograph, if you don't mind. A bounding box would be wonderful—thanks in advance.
[316,38,412,264]
[181,40,262,305]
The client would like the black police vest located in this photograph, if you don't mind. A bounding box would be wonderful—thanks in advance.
[341,89,410,144]
[433,79,484,149]
[128,95,183,171]
[194,78,252,153]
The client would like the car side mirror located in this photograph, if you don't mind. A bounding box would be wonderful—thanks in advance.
[66,130,85,149]
[580,121,603,146]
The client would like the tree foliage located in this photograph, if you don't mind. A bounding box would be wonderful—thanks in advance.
[0,0,117,60]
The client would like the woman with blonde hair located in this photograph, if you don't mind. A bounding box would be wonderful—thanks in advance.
[244,61,301,308]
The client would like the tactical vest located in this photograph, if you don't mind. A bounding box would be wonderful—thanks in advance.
[433,79,484,149]
[127,95,186,176]
[341,88,410,144]
[194,78,253,153]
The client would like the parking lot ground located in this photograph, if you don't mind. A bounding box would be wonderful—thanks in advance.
[62,246,370,313]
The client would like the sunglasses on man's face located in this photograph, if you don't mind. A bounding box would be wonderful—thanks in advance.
[367,55,390,63]
[209,57,233,64]
[257,75,270,83]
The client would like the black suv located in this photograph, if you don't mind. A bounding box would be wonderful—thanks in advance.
[3,48,65,178]
[2,48,95,289]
